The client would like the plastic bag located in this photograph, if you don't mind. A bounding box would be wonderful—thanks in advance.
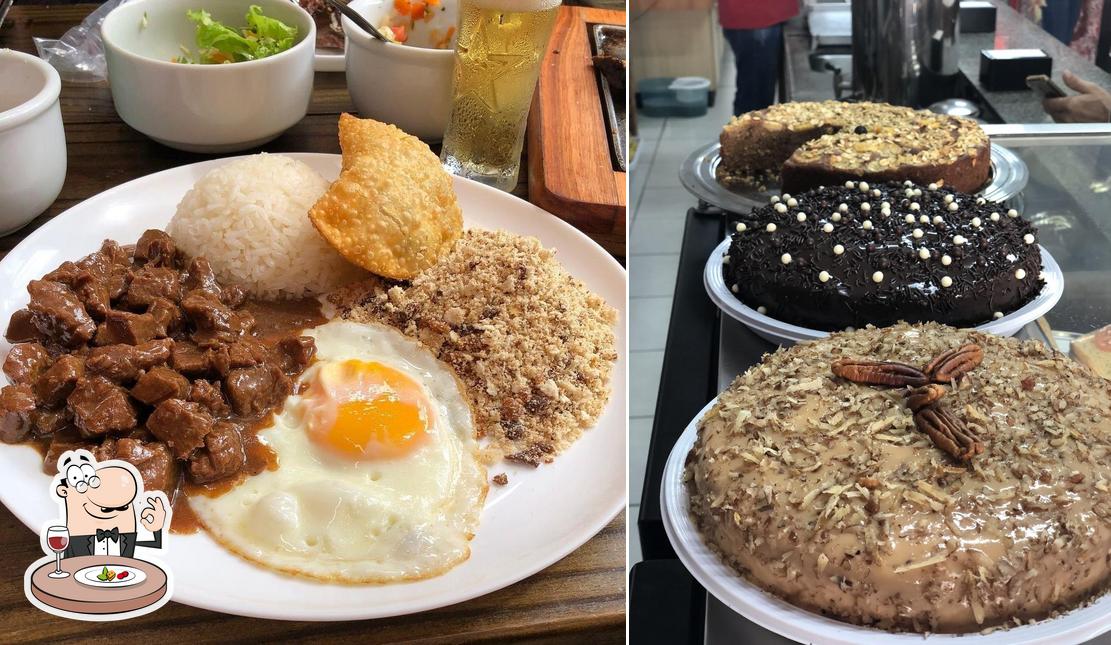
[33,0,129,83]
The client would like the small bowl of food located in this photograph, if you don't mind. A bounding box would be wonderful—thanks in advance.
[101,0,315,153]
[0,49,66,234]
[343,0,458,141]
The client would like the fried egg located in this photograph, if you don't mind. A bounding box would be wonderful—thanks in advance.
[189,320,487,583]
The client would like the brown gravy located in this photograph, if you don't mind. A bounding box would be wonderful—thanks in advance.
[168,297,326,535]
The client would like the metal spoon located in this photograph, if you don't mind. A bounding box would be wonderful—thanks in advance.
[324,0,389,43]
[0,0,14,31]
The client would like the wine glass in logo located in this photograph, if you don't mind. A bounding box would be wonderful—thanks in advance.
[46,526,69,578]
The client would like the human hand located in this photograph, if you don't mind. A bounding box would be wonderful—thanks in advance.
[140,495,167,532]
[1043,71,1111,123]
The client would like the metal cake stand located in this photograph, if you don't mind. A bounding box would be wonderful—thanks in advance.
[680,141,1029,214]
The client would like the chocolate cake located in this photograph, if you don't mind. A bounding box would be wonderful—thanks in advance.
[717,101,991,194]
[721,181,1043,330]
[686,323,1111,633]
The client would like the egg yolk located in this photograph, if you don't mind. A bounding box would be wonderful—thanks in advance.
[304,360,432,460]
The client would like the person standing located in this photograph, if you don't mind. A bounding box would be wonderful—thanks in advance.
[719,0,799,115]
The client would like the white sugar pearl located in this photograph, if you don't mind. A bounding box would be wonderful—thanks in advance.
[914,188,923,197]
[947,202,959,212]
[723,255,731,264]
[757,305,767,314]
[918,248,930,260]
[823,223,834,233]
[941,276,953,288]
[787,197,798,207]
[1015,268,1026,279]
[797,212,808,222]
[859,181,870,192]
[731,284,739,293]
[845,181,855,188]
[976,197,986,205]
[774,203,788,213]
[736,222,747,232]
[904,180,913,187]
[933,215,944,225]
[832,213,842,222]
[941,254,952,266]
[905,215,916,223]
[845,326,856,332]
[770,195,780,203]
[993,311,1003,319]
[910,203,920,212]
[766,223,777,232]
[861,202,871,212]
[953,235,966,245]
[1008,209,1019,218]
[928,183,939,191]
[881,201,891,209]
[912,228,923,238]
[1024,233,1035,244]
[873,189,881,198]
[972,217,982,227]
[872,271,884,283]
[920,214,929,224]
[905,189,915,198]
[782,193,792,200]
[863,220,873,230]
[781,253,792,264]
[1006,254,1016,262]
[944,194,955,204]
[834,244,845,255]
[819,270,831,283]
[838,203,849,213]
[990,212,1000,221]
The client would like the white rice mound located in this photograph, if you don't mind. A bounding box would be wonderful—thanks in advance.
[168,154,366,300]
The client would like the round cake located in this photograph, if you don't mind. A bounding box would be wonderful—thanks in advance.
[686,323,1111,633]
[722,181,1043,330]
[716,101,991,194]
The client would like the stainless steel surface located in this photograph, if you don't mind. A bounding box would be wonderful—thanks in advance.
[928,98,981,118]
[807,4,851,48]
[851,0,960,105]
[983,123,1111,145]
[679,141,1027,213]
[592,24,626,173]
[0,0,12,30]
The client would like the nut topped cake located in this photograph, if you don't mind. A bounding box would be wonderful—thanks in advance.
[686,323,1111,633]
[722,180,1043,330]
[717,101,990,194]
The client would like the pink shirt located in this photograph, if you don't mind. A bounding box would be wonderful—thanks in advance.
[718,0,799,30]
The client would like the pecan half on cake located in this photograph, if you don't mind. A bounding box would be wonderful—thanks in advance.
[716,101,990,194]
[685,323,1111,633]
[721,181,1043,330]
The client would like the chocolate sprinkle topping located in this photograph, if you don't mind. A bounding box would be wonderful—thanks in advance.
[722,182,1044,331]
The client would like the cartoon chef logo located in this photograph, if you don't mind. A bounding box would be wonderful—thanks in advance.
[24,449,174,621]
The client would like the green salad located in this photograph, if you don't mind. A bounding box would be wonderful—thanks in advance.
[175,6,298,64]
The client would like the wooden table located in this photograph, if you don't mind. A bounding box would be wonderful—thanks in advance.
[0,6,625,642]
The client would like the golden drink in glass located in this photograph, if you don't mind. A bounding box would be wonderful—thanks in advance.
[440,0,561,191]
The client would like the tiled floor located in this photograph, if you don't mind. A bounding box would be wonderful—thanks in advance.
[629,52,737,567]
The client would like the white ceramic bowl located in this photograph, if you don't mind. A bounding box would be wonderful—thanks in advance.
[101,0,315,153]
[0,49,66,235]
[343,0,456,141]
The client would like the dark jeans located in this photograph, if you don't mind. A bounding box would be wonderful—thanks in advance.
[723,24,783,116]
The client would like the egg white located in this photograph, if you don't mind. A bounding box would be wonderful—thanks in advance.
[189,320,487,583]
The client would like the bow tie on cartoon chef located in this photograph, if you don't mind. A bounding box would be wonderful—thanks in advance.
[54,450,168,558]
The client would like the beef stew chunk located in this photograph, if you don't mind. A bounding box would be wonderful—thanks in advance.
[27,280,97,347]
[3,231,319,496]
[0,384,36,443]
[35,354,86,406]
[3,342,51,386]
[68,375,138,437]
[131,367,191,405]
[146,398,213,459]
[188,421,246,484]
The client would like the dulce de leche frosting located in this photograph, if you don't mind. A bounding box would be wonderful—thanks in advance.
[686,323,1111,633]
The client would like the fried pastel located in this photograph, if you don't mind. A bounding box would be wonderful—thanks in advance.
[309,115,463,280]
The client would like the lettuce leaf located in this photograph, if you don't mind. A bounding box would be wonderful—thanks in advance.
[183,7,298,64]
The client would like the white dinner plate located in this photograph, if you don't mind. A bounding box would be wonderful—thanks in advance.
[704,238,1065,345]
[75,565,147,588]
[661,399,1111,645]
[0,153,627,621]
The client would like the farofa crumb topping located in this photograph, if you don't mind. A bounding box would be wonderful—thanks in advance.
[330,229,618,465]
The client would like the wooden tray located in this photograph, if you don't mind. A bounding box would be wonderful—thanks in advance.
[527,6,626,258]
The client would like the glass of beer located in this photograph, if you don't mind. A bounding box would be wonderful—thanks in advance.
[439,0,561,192]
